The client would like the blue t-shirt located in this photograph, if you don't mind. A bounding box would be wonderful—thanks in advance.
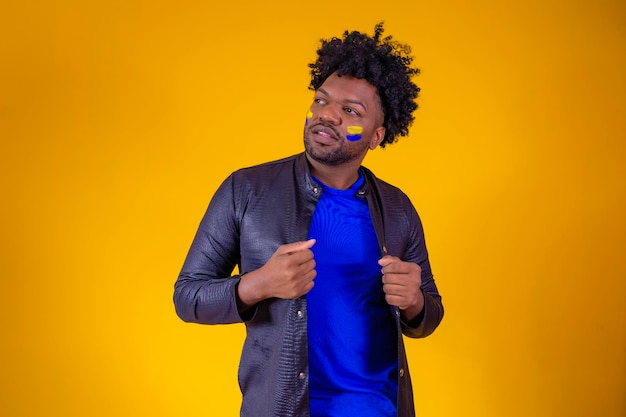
[307,172,398,417]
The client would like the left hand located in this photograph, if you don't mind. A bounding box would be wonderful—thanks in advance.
[379,255,425,321]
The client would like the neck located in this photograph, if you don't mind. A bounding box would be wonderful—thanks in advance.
[306,154,362,190]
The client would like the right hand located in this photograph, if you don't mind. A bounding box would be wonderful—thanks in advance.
[237,239,317,308]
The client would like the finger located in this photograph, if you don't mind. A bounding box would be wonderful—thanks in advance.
[289,249,316,267]
[384,293,405,308]
[299,278,316,296]
[378,255,400,267]
[290,269,317,298]
[296,258,316,273]
[382,263,412,275]
[382,271,420,287]
[278,239,316,255]
[383,281,408,294]
[304,268,317,282]
[383,262,421,277]
[382,273,408,288]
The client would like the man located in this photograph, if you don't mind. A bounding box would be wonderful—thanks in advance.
[174,22,444,417]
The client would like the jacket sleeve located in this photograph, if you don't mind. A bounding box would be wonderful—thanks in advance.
[400,203,444,338]
[173,174,245,324]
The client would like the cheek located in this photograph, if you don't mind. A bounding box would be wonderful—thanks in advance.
[346,125,363,142]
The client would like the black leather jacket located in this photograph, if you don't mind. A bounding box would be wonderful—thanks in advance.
[174,153,444,417]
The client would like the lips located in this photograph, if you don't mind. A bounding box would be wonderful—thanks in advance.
[309,123,340,144]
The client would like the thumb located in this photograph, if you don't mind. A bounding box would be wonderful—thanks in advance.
[279,239,316,255]
[378,255,400,266]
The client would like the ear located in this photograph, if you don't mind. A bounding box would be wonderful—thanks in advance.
[369,126,386,150]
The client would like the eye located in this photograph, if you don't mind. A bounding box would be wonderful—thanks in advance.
[313,97,326,105]
[344,107,359,116]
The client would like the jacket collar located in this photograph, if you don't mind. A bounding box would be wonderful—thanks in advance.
[295,152,370,197]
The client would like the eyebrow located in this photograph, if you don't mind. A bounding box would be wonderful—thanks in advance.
[318,87,368,112]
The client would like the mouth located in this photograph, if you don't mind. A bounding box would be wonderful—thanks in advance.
[309,123,341,145]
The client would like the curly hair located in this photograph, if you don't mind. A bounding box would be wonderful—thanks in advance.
[308,22,420,147]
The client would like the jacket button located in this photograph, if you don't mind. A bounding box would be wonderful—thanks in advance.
[297,310,303,318]
[399,368,405,377]
[298,372,306,379]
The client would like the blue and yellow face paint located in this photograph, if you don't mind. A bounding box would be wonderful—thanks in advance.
[305,111,313,126]
[346,125,363,141]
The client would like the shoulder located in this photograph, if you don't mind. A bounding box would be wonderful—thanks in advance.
[221,154,306,202]
[361,165,422,230]
[361,165,412,204]
[231,154,300,182]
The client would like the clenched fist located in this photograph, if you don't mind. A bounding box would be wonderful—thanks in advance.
[237,239,317,311]
[379,255,424,321]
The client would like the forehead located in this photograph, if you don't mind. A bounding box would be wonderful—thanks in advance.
[317,73,381,109]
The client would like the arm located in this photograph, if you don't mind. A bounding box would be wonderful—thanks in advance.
[174,175,318,324]
[381,203,443,338]
[174,174,245,324]
[236,239,317,312]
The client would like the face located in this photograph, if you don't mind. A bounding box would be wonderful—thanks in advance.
[304,72,386,166]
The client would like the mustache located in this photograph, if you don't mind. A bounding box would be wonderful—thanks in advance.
[309,121,341,139]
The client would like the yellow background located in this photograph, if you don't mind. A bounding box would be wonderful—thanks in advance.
[1,0,625,416]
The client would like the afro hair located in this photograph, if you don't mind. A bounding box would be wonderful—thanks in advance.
[309,22,421,147]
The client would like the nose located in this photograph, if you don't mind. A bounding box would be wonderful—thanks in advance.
[318,104,341,125]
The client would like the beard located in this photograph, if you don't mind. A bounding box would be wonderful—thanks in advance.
[303,127,368,166]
